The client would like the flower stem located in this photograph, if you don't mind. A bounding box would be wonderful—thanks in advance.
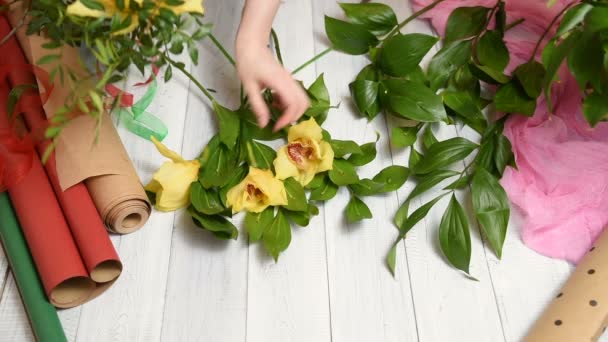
[384,0,447,40]
[529,2,575,61]
[166,57,215,103]
[270,28,284,66]
[292,47,332,75]
[504,18,525,32]
[209,33,236,67]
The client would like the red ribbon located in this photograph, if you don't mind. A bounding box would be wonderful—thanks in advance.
[104,63,159,108]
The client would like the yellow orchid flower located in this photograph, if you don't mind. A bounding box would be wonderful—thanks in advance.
[161,0,204,16]
[67,0,142,35]
[226,167,288,213]
[273,118,334,186]
[145,136,201,212]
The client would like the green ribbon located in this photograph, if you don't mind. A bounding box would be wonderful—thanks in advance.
[116,78,168,141]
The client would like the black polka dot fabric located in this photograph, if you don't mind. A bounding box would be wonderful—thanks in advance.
[524,231,608,342]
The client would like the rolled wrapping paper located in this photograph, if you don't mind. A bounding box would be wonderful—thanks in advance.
[525,228,608,341]
[0,17,123,284]
[0,193,68,341]
[5,5,151,234]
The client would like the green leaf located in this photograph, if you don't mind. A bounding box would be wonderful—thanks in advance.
[443,174,471,190]
[36,54,60,65]
[542,32,580,109]
[263,209,292,261]
[285,204,319,227]
[328,159,359,186]
[468,63,510,84]
[568,32,604,92]
[408,148,423,170]
[372,165,409,192]
[495,1,506,35]
[349,79,380,119]
[586,7,608,32]
[494,81,536,116]
[387,243,398,276]
[421,124,438,150]
[380,79,448,122]
[494,134,513,175]
[414,137,477,175]
[513,61,546,99]
[330,140,363,158]
[445,6,491,43]
[345,195,373,223]
[391,126,419,148]
[378,33,438,77]
[307,73,330,104]
[190,182,225,215]
[213,101,240,149]
[397,194,446,237]
[324,16,379,55]
[348,141,377,166]
[338,2,398,36]
[192,24,212,40]
[245,140,276,169]
[240,108,283,141]
[427,40,472,91]
[439,195,472,273]
[80,0,104,11]
[476,137,497,175]
[310,176,339,201]
[306,173,326,190]
[283,178,308,212]
[199,143,235,188]
[245,208,274,242]
[476,30,509,72]
[349,178,385,196]
[583,93,608,127]
[408,170,459,201]
[556,3,593,36]
[471,168,510,258]
[442,90,486,128]
[394,200,410,229]
[189,207,238,240]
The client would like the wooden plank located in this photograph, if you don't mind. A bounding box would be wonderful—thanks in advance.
[309,1,419,341]
[160,1,248,341]
[456,124,573,342]
[245,1,331,342]
[0,246,8,300]
[73,53,191,341]
[0,273,34,341]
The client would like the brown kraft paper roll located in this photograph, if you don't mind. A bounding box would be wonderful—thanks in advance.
[6,2,151,234]
[525,228,608,342]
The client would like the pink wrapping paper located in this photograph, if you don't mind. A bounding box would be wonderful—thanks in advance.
[411,0,608,262]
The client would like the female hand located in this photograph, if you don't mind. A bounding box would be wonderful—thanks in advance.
[235,0,310,131]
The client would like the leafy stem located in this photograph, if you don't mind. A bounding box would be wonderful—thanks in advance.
[209,33,236,67]
[529,1,576,61]
[166,55,215,103]
[292,47,333,75]
[384,0,447,40]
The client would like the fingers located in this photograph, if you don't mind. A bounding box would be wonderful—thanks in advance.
[243,81,270,127]
[265,73,310,131]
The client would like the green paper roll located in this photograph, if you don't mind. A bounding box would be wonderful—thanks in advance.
[0,193,67,342]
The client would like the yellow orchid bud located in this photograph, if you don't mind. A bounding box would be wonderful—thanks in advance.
[145,137,200,212]
[226,167,288,213]
[273,118,334,186]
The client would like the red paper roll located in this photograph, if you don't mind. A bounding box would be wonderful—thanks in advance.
[0,82,95,306]
[0,17,122,289]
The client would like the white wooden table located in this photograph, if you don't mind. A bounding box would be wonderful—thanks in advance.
[0,1,588,341]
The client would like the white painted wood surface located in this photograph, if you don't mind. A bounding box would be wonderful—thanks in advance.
[0,1,595,341]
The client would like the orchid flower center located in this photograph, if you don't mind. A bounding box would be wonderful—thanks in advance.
[288,140,316,168]
[246,183,266,202]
